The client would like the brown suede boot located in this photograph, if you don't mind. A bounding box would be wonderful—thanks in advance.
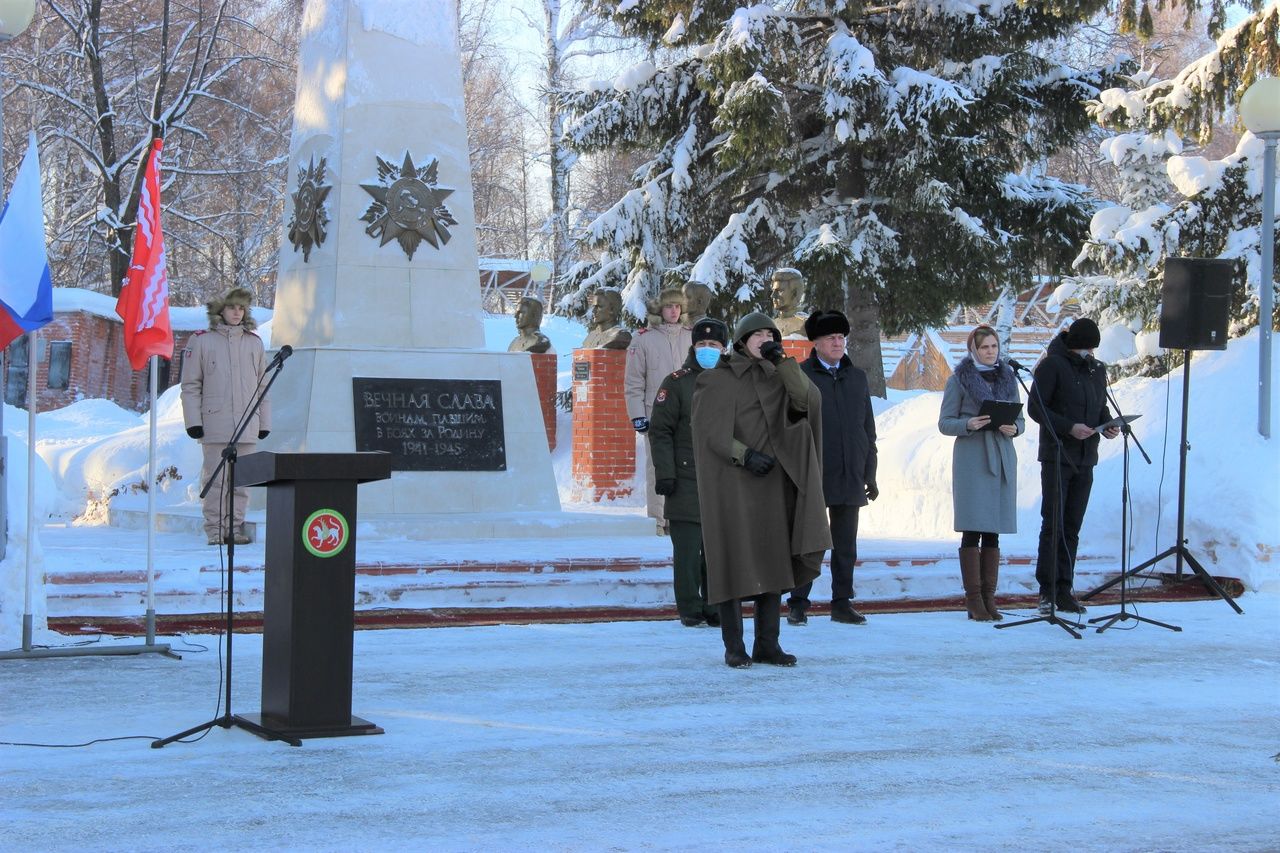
[979,547,1003,621]
[959,547,993,621]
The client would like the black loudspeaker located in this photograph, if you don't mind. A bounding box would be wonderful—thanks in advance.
[1159,257,1233,351]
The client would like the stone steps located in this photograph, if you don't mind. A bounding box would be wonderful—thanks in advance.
[45,549,1240,636]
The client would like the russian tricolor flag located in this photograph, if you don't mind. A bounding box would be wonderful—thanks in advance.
[0,133,53,349]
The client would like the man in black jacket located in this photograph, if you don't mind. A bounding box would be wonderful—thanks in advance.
[788,310,879,626]
[1027,318,1120,614]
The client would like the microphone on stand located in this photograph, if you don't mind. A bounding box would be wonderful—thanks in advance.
[1006,358,1031,374]
[269,344,293,369]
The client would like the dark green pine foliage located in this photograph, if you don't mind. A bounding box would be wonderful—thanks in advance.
[561,0,1124,336]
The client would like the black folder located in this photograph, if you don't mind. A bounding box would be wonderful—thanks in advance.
[978,400,1022,430]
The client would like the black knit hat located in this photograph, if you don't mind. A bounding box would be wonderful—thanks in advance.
[691,317,729,346]
[1064,318,1101,349]
[804,310,851,340]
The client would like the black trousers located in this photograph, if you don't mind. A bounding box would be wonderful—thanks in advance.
[1035,461,1094,593]
[788,504,859,609]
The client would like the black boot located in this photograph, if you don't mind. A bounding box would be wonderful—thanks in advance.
[719,600,751,668]
[751,593,797,666]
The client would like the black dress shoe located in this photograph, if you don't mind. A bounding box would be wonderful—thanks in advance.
[831,600,867,624]
[679,615,704,627]
[751,645,798,666]
[1055,591,1087,613]
[1038,594,1054,615]
[724,649,752,668]
[703,611,721,627]
[786,606,807,626]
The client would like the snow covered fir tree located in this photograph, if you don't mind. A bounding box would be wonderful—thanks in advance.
[1068,3,1280,369]
[559,0,1130,380]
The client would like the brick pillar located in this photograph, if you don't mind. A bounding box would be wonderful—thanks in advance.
[530,351,558,451]
[570,348,634,501]
[781,339,811,361]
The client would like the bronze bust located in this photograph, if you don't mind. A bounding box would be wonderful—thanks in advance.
[770,268,809,338]
[581,290,632,350]
[508,297,553,353]
[683,281,713,326]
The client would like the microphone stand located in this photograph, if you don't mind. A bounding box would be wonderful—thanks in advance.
[1088,377,1179,633]
[996,361,1082,639]
[153,347,297,748]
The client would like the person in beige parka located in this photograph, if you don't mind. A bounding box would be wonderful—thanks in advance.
[180,287,271,545]
[625,287,693,532]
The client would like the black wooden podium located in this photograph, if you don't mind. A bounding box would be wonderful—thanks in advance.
[234,451,392,740]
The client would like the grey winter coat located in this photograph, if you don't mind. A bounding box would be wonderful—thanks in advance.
[938,359,1023,533]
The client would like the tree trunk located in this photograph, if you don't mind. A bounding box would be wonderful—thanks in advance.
[845,283,886,398]
[544,1,570,282]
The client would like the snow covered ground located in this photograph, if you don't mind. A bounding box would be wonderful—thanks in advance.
[1,596,1277,850]
[0,311,1278,849]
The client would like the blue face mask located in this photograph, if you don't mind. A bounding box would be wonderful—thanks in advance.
[695,346,721,369]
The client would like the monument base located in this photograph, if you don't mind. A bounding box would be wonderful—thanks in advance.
[261,346,559,515]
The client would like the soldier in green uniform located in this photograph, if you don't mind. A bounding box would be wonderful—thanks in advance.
[648,318,730,627]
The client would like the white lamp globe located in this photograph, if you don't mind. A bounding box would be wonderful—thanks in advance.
[1240,77,1280,136]
[0,0,37,41]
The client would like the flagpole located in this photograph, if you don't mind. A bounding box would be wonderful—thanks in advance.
[146,355,158,645]
[21,328,36,651]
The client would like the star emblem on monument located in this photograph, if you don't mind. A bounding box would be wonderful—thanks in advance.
[287,155,332,262]
[359,151,457,260]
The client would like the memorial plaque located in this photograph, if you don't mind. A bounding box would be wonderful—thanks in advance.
[352,377,506,471]
[573,361,590,382]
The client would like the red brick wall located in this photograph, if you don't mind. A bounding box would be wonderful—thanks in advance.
[781,339,812,361]
[570,348,633,501]
[530,351,557,451]
[1,311,198,412]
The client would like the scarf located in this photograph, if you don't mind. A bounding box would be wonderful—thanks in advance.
[954,356,1017,404]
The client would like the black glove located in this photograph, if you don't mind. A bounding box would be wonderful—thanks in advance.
[258,430,270,440]
[865,480,879,501]
[759,340,785,365]
[186,426,204,440]
[741,448,776,477]
[655,478,677,496]
[632,417,649,433]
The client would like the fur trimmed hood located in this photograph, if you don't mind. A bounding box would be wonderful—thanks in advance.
[206,287,258,330]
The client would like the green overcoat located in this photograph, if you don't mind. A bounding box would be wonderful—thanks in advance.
[691,351,831,604]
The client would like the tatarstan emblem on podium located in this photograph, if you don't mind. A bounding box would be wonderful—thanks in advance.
[359,151,456,260]
[303,508,350,558]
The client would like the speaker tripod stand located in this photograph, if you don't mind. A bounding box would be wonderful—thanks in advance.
[1081,350,1242,615]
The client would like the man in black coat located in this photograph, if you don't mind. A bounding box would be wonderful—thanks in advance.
[788,310,879,625]
[1027,318,1120,614]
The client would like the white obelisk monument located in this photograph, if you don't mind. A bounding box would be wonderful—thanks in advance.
[267,0,566,534]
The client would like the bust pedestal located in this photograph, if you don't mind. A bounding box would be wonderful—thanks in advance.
[569,349,634,502]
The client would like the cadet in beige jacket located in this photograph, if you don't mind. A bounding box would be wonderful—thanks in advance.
[625,287,692,531]
[180,287,271,545]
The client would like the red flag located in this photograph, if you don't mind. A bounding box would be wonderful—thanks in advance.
[115,138,173,370]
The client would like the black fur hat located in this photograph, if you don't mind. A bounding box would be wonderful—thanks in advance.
[804,310,850,340]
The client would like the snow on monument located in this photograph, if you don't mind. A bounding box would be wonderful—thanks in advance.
[266,0,563,531]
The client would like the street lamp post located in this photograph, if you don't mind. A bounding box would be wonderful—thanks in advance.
[0,0,38,561]
[1241,77,1280,439]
